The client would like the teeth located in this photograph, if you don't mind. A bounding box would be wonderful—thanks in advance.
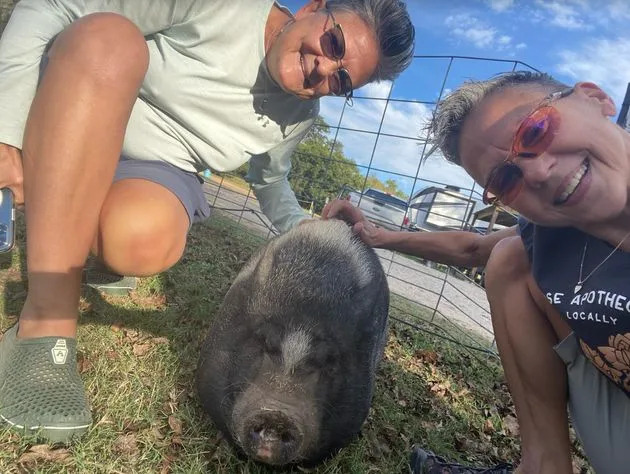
[559,161,588,202]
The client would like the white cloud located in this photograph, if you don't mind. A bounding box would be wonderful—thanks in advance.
[515,42,527,49]
[444,14,516,51]
[486,0,514,12]
[556,37,630,110]
[316,95,475,196]
[532,0,591,30]
[356,81,392,100]
[607,1,630,19]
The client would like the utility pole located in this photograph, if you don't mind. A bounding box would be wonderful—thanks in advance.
[617,82,630,129]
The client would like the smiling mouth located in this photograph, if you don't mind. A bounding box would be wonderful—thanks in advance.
[300,53,311,88]
[555,158,590,205]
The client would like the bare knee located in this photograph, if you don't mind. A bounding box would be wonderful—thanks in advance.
[485,236,530,295]
[95,190,188,277]
[483,236,533,326]
[47,13,149,86]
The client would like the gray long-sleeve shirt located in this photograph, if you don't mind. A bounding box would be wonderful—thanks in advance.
[0,0,318,232]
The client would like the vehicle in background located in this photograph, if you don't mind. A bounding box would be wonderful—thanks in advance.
[407,185,477,232]
[340,186,411,231]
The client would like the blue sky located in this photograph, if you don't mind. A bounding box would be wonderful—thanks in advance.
[282,0,630,201]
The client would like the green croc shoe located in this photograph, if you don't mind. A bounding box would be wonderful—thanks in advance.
[0,325,92,443]
[83,258,137,296]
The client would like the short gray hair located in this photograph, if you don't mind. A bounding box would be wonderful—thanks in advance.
[430,71,568,165]
[327,0,415,82]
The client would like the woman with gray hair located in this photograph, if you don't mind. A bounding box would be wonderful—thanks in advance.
[0,0,414,444]
[411,71,630,473]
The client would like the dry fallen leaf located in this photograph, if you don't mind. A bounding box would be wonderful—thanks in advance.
[113,433,139,456]
[414,349,439,364]
[124,328,142,342]
[483,419,495,434]
[151,337,170,345]
[18,445,71,465]
[77,353,93,374]
[133,343,152,357]
[168,416,183,435]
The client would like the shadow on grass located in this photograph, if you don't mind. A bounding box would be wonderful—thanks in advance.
[0,215,530,473]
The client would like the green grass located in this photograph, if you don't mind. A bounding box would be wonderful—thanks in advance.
[0,215,591,473]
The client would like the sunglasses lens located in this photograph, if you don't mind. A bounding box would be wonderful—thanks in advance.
[338,68,353,98]
[329,25,345,60]
[512,106,560,157]
[484,163,523,205]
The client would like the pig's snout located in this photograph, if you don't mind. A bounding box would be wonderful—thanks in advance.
[243,410,304,465]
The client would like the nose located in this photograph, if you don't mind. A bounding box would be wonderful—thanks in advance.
[244,411,303,465]
[514,152,556,188]
[313,55,339,80]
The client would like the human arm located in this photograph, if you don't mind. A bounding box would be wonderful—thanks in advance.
[369,225,518,268]
[247,162,310,233]
[246,112,317,233]
[321,198,518,267]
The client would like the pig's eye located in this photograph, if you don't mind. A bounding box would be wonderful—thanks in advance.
[303,351,338,374]
[265,343,281,358]
[254,324,282,358]
[263,336,282,358]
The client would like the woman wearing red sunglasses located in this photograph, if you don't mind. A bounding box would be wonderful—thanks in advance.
[411,72,630,473]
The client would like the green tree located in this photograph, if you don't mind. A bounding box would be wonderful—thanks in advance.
[363,176,408,200]
[224,116,409,213]
[288,117,364,214]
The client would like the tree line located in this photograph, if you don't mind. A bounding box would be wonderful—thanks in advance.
[231,116,408,214]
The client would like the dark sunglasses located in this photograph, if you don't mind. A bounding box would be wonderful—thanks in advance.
[482,87,575,206]
[324,8,353,103]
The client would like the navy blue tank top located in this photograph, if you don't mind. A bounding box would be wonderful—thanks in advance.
[519,218,630,396]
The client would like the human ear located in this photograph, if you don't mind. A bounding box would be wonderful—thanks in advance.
[575,82,617,117]
[294,0,327,19]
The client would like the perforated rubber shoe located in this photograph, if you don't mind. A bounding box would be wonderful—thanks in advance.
[83,258,137,296]
[409,446,513,474]
[0,325,92,443]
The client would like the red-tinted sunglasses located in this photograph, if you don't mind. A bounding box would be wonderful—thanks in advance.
[482,87,575,205]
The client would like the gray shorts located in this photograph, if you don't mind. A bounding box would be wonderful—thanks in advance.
[114,158,212,227]
[554,333,630,473]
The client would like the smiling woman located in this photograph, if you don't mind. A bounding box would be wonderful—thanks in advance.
[264,0,414,100]
[0,0,415,447]
[408,71,630,473]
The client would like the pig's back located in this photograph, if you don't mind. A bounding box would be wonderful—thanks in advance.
[249,220,385,309]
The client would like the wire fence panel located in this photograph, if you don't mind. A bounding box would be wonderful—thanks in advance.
[202,55,539,360]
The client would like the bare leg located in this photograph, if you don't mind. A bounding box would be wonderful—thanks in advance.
[92,178,190,277]
[485,236,573,474]
[18,13,149,338]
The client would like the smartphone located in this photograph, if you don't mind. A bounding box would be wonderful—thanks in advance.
[0,188,15,253]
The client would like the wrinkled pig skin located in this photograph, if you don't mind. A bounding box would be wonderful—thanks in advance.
[196,220,389,467]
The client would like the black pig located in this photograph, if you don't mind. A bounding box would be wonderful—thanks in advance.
[196,219,389,466]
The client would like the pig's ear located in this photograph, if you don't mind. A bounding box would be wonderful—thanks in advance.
[351,274,388,320]
[254,241,277,284]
